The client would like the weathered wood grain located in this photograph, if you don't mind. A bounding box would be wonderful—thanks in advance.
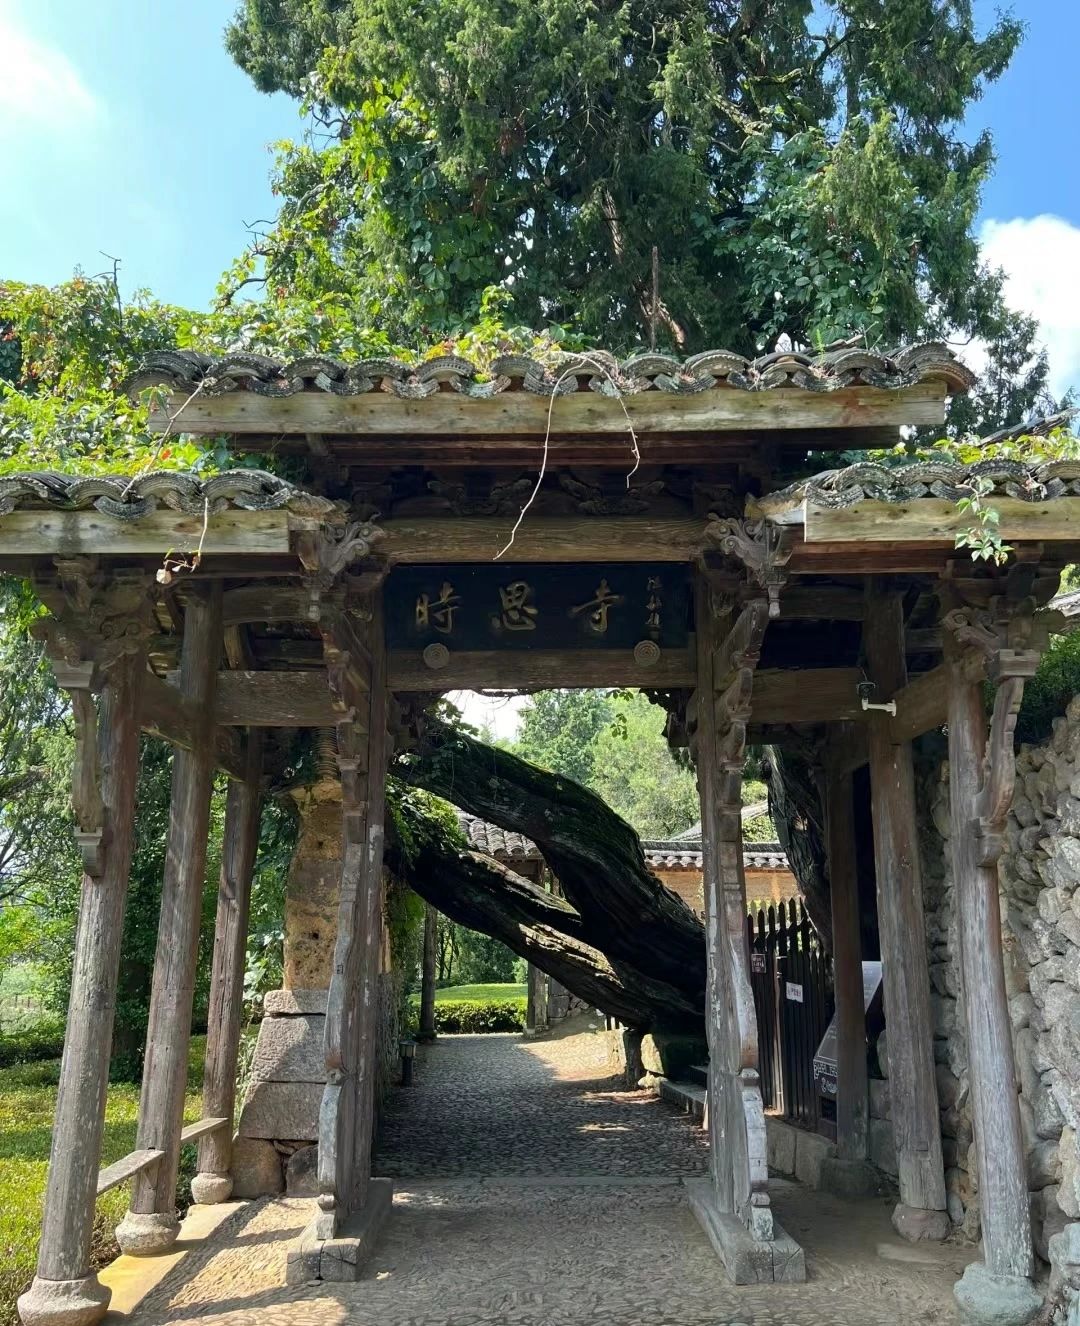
[139,671,245,778]
[0,508,290,555]
[863,586,947,1221]
[946,643,1035,1279]
[824,753,868,1164]
[806,497,1080,545]
[35,652,144,1284]
[96,1149,163,1197]
[125,585,223,1244]
[195,731,263,1198]
[382,516,706,562]
[389,648,697,692]
[178,1117,228,1144]
[154,381,946,437]
[213,671,342,726]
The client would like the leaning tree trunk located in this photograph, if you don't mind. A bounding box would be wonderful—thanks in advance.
[396,718,707,1013]
[762,745,831,946]
[384,796,700,1030]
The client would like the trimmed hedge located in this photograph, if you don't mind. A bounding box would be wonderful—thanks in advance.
[429,999,526,1034]
[0,1019,65,1069]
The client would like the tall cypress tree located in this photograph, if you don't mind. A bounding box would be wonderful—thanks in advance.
[225,0,1047,430]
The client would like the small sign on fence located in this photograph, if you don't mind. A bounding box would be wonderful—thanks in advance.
[785,981,804,1003]
[751,952,766,973]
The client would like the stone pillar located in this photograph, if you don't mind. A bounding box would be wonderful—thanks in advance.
[192,731,263,1204]
[418,904,438,1042]
[118,584,223,1256]
[19,565,153,1326]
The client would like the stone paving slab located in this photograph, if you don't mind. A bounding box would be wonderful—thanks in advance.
[124,1025,971,1326]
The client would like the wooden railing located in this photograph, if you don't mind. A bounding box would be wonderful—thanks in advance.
[94,1118,227,1199]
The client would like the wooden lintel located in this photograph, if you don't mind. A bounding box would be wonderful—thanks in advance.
[154,381,946,438]
[213,671,344,727]
[381,516,706,563]
[752,667,864,724]
[807,497,1080,546]
[0,509,291,556]
[139,671,246,778]
[390,648,697,693]
[222,584,317,626]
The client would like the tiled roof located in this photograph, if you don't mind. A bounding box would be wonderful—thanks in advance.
[0,469,337,521]
[123,343,973,402]
[457,813,790,875]
[757,449,1080,520]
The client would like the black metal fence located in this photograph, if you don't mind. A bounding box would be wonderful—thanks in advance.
[746,899,833,1132]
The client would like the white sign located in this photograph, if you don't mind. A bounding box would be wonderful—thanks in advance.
[751,952,766,973]
[813,961,885,1094]
[785,981,804,1003]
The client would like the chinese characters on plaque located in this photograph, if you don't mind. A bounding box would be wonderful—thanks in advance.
[392,565,689,653]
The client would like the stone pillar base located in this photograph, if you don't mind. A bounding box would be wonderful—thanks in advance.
[17,1275,110,1326]
[190,1171,234,1204]
[685,1177,805,1283]
[953,1262,1042,1325]
[114,1210,180,1256]
[285,1178,393,1285]
[891,1202,951,1242]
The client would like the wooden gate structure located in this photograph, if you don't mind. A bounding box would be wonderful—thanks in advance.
[6,342,1074,1324]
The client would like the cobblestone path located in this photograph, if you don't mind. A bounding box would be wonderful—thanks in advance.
[130,1024,971,1326]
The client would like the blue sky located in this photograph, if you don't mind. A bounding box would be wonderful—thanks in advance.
[1,0,1079,398]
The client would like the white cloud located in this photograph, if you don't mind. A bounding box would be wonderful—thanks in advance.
[979,214,1080,401]
[0,1,100,133]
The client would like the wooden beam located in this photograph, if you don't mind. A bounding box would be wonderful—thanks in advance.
[178,1117,228,1145]
[382,516,706,562]
[889,657,985,744]
[0,509,290,556]
[863,585,948,1231]
[751,668,863,724]
[155,380,946,438]
[389,648,697,692]
[222,585,316,626]
[139,671,245,778]
[212,671,341,727]
[807,497,1080,546]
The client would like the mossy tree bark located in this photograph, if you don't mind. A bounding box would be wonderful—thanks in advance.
[395,718,707,1022]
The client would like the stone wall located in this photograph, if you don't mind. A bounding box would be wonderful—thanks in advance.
[868,709,1080,1289]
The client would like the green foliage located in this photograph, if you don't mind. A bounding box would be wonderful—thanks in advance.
[513,689,698,837]
[0,1020,66,1069]
[420,998,526,1034]
[430,983,527,1002]
[0,1038,205,1326]
[1016,631,1080,749]
[450,929,519,985]
[224,0,1048,431]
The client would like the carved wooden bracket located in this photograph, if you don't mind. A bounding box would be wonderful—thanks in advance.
[943,594,1057,865]
[299,519,386,601]
[31,559,156,876]
[705,517,792,619]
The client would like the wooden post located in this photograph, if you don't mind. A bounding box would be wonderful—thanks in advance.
[942,591,1050,1322]
[191,729,263,1204]
[817,748,876,1196]
[287,593,393,1283]
[418,903,438,1042]
[863,585,948,1239]
[18,567,152,1326]
[685,570,804,1283]
[117,584,223,1255]
[526,964,549,1034]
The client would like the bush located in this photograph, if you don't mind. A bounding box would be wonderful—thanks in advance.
[429,999,526,1034]
[0,1019,65,1068]
[1015,630,1080,747]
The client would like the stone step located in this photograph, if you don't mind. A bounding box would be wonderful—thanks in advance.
[658,1077,708,1125]
[687,1062,709,1087]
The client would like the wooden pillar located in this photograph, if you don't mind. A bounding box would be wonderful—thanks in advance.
[418,903,438,1042]
[18,645,145,1326]
[942,591,1050,1322]
[117,584,223,1255]
[863,586,948,1238]
[686,571,804,1282]
[287,592,393,1283]
[191,729,263,1204]
[818,747,876,1195]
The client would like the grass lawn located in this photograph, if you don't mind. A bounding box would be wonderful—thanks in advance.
[0,1037,205,1326]
[432,982,526,1003]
